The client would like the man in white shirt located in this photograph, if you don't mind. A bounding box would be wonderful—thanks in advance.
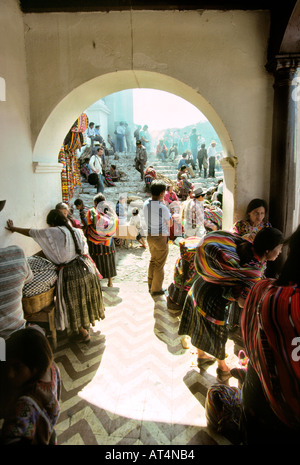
[208,141,217,177]
[89,146,105,193]
[116,122,126,153]
[87,122,103,147]
[143,181,172,296]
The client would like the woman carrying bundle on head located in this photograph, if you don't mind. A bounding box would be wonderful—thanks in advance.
[178,227,284,382]
[6,209,105,343]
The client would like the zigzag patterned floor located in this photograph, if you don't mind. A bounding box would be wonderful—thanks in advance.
[54,265,243,446]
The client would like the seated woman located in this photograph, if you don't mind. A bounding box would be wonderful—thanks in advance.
[6,210,105,342]
[144,165,157,193]
[230,198,272,328]
[240,225,300,444]
[231,198,271,243]
[109,164,120,182]
[164,184,178,205]
[178,227,283,383]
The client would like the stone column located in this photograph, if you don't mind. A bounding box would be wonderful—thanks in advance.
[267,55,300,244]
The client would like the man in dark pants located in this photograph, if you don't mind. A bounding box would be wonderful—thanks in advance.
[135,140,148,180]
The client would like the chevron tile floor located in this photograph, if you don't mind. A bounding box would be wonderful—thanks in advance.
[54,258,243,446]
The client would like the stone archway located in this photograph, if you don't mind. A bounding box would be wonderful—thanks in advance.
[33,70,236,229]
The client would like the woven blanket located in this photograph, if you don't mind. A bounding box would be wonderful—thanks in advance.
[86,207,119,246]
[23,256,58,297]
[173,236,200,291]
[204,207,222,229]
[242,279,300,429]
[195,231,263,297]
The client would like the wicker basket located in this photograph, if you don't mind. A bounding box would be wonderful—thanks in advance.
[22,286,56,316]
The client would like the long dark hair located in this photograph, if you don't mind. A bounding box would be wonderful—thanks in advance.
[237,227,283,265]
[46,209,82,256]
[6,327,53,386]
[277,226,300,286]
[245,198,268,219]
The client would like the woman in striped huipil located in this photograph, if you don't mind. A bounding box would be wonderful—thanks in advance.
[178,228,284,383]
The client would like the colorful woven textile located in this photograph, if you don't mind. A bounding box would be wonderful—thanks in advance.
[71,113,88,133]
[173,236,200,291]
[86,207,119,247]
[64,132,82,153]
[242,279,300,429]
[231,219,271,241]
[104,172,115,187]
[178,277,230,359]
[144,167,156,179]
[195,231,264,299]
[168,236,201,306]
[204,206,222,230]
[58,147,81,202]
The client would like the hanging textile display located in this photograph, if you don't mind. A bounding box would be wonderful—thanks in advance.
[58,113,89,202]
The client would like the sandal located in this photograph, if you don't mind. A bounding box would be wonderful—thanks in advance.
[197,356,216,369]
[77,330,90,343]
[181,336,191,349]
[216,368,232,383]
[80,333,90,343]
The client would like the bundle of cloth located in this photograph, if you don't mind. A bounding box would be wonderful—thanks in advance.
[168,236,201,308]
[194,230,264,300]
[86,207,119,247]
[242,279,300,430]
[204,205,222,231]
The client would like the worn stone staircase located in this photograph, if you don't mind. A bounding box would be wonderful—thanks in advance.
[74,151,223,211]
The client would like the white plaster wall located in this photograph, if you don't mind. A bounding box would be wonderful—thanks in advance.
[0,0,63,255]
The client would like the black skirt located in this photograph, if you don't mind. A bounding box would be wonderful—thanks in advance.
[87,240,117,279]
[178,276,230,360]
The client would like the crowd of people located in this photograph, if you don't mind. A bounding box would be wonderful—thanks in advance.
[0,125,299,445]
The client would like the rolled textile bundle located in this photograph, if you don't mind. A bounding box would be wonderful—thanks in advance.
[204,206,223,230]
[195,230,263,297]
[86,207,119,247]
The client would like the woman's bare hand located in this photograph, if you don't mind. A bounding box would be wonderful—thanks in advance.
[5,219,15,232]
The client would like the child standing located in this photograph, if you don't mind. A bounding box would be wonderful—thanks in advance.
[129,208,147,248]
[0,326,61,445]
